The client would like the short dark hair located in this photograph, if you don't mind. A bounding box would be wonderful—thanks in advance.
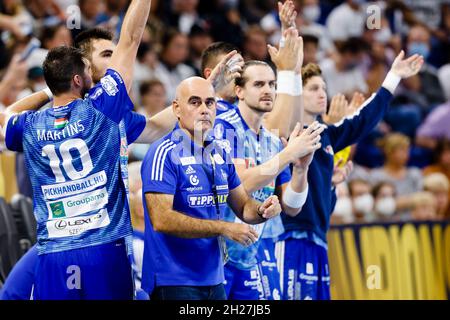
[40,24,70,48]
[235,60,272,87]
[337,37,369,55]
[74,28,113,58]
[43,46,86,95]
[200,42,239,74]
[139,79,164,97]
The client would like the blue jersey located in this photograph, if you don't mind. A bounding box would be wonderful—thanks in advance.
[141,125,241,293]
[214,107,291,269]
[216,99,236,116]
[5,69,146,254]
[281,87,393,242]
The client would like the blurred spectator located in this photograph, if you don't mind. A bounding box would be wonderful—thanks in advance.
[242,25,270,63]
[164,0,201,35]
[298,0,334,59]
[348,178,375,223]
[423,173,450,219]
[139,80,167,118]
[259,0,283,45]
[208,2,244,48]
[187,23,213,75]
[331,182,354,224]
[0,55,28,110]
[416,100,450,149]
[40,23,72,49]
[133,41,158,93]
[129,80,167,161]
[370,133,423,197]
[423,140,450,193]
[404,24,446,108]
[372,181,397,221]
[403,0,446,31]
[438,63,450,101]
[154,29,195,104]
[79,0,102,30]
[325,0,366,42]
[410,191,437,221]
[319,37,369,98]
[95,0,129,39]
[302,34,319,65]
[384,0,421,36]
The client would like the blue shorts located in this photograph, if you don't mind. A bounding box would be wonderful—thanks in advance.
[275,237,330,300]
[33,239,133,300]
[223,263,263,300]
[256,238,282,300]
[0,245,38,300]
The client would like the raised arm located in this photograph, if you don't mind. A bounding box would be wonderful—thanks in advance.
[264,27,304,139]
[108,0,151,91]
[231,122,323,194]
[0,90,51,128]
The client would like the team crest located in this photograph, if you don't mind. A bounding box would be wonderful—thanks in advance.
[101,75,119,96]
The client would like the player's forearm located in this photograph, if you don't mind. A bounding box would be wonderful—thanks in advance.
[282,168,308,217]
[150,206,227,238]
[240,198,265,224]
[264,94,303,139]
[109,0,151,89]
[136,107,177,144]
[5,91,50,116]
[120,0,150,46]
[236,151,292,194]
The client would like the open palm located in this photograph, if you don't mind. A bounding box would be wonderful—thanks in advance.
[390,50,425,79]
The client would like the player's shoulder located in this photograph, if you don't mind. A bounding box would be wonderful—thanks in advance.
[216,108,240,125]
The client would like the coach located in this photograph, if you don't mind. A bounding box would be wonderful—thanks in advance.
[140,77,281,300]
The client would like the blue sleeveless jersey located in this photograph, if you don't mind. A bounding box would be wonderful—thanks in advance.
[214,107,291,269]
[5,69,146,254]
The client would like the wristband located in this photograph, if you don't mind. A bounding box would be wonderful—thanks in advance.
[382,71,401,94]
[283,183,308,209]
[276,70,302,96]
[43,87,53,100]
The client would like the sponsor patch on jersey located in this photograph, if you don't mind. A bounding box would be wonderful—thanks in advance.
[180,156,196,166]
[187,193,228,207]
[41,171,107,201]
[324,145,334,156]
[46,208,110,238]
[100,75,119,96]
[46,187,109,219]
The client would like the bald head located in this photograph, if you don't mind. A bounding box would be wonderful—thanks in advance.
[175,76,215,100]
[173,77,217,139]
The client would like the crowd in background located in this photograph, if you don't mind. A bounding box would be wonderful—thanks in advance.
[0,0,450,226]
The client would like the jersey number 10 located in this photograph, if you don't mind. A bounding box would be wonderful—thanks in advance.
[42,138,94,183]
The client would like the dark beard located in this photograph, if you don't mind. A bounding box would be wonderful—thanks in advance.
[248,103,270,114]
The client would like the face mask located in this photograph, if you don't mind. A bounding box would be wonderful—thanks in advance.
[375,197,396,216]
[303,5,321,23]
[333,197,353,221]
[408,42,429,60]
[374,27,392,44]
[353,194,374,214]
